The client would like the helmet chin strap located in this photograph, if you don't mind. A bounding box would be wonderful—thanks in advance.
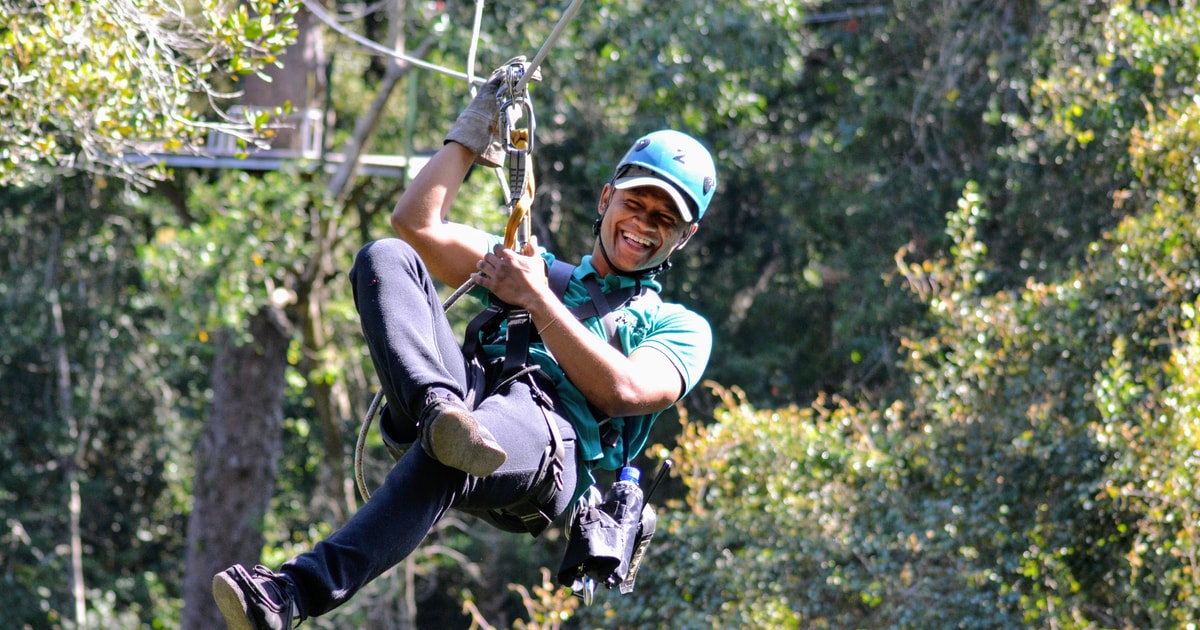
[593,217,672,280]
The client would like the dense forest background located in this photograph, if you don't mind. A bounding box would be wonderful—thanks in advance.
[5,0,1200,627]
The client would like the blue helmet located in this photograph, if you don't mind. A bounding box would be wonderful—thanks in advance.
[612,130,717,222]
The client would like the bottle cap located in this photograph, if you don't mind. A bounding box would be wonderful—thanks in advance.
[619,466,640,483]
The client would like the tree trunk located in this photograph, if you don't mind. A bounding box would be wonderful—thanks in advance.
[181,6,324,626]
[45,197,87,629]
[181,308,292,630]
[241,2,327,151]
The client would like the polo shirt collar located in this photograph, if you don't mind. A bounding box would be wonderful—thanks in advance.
[575,255,663,294]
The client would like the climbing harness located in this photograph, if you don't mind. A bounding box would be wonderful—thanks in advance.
[453,257,660,540]
[460,259,661,396]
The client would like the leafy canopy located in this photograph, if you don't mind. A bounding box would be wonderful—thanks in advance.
[0,0,299,187]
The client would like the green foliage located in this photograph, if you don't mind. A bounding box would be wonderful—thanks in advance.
[894,173,1200,625]
[582,2,1200,612]
[138,169,324,335]
[0,179,196,628]
[592,180,1200,626]
[0,0,299,187]
[10,0,1200,626]
[657,387,905,629]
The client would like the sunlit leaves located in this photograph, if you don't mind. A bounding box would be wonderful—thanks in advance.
[892,153,1200,624]
[0,0,299,187]
[582,385,893,628]
[603,25,1200,617]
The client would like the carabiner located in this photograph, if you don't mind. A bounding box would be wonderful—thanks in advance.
[495,61,537,152]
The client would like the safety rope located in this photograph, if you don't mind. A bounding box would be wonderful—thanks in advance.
[354,0,587,501]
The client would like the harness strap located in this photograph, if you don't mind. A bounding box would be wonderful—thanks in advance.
[462,260,574,382]
[548,256,575,296]
[501,308,534,377]
[495,255,580,378]
[570,277,654,348]
[462,303,507,361]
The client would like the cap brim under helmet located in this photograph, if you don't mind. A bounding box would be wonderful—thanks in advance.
[612,169,695,223]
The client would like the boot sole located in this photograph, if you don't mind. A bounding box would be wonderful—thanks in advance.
[429,407,507,477]
[212,572,257,630]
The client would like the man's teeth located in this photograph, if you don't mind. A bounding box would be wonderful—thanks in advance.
[623,232,653,247]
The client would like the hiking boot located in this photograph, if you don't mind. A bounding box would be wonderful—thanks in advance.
[419,392,507,477]
[212,564,297,630]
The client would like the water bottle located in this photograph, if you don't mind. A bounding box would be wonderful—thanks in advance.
[605,467,643,522]
[604,466,645,585]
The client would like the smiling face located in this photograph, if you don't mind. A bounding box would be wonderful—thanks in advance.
[592,183,697,276]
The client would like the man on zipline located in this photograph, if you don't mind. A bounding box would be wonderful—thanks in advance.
[212,58,717,630]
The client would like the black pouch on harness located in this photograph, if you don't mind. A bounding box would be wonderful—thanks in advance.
[466,367,566,538]
[557,465,660,595]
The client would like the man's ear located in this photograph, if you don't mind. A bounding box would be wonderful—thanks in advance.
[675,223,699,250]
[598,183,613,214]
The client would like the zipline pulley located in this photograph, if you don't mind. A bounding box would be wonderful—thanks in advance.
[496,59,537,252]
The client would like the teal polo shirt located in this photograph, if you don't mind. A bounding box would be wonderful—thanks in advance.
[472,248,712,498]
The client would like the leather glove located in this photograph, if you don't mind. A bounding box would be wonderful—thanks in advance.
[445,56,541,168]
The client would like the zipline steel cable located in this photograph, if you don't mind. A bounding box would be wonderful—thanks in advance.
[302,0,585,92]
[302,0,482,86]
[318,0,588,500]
